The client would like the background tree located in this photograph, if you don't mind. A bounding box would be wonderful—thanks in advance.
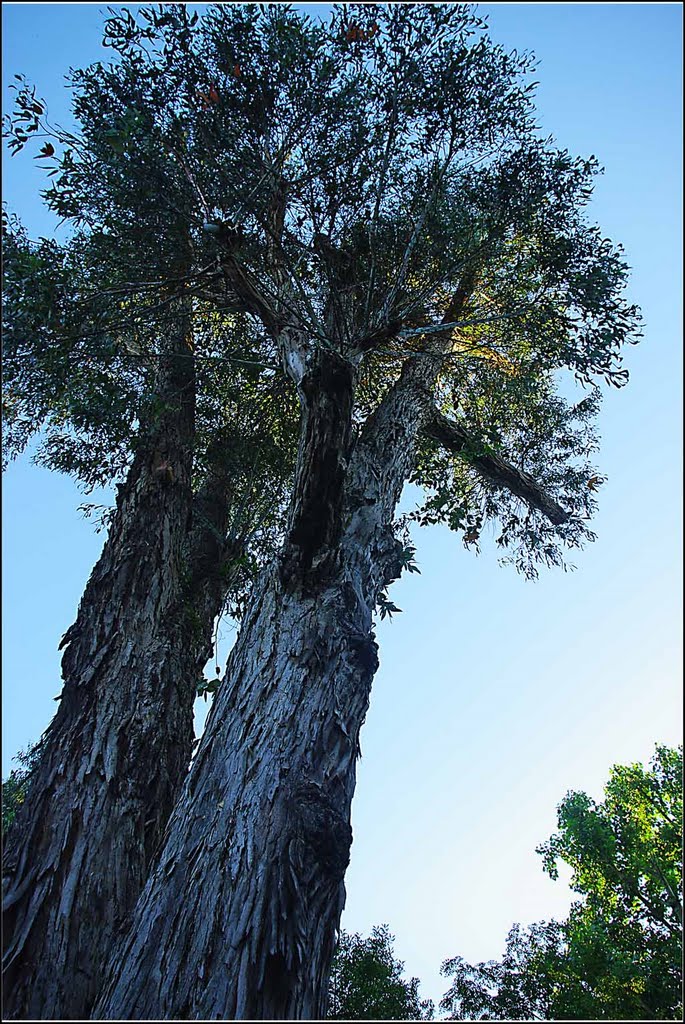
[440,744,683,1021]
[327,924,434,1021]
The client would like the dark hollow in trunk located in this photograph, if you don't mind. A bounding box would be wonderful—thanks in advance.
[94,345,430,1020]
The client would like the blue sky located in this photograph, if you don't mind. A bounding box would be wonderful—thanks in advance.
[2,2,683,1009]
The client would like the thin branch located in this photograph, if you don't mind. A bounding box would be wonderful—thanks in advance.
[175,151,212,220]
[399,307,528,339]
[380,132,458,323]
[364,82,399,322]
[649,858,683,924]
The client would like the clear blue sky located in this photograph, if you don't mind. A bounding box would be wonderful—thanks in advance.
[2,2,683,1010]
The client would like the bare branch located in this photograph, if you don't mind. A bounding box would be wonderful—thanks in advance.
[220,257,280,334]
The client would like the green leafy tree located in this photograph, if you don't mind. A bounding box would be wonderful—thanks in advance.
[440,745,683,1020]
[327,925,434,1020]
[1,745,41,836]
[3,4,641,1018]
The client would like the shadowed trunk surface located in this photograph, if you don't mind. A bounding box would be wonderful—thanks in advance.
[94,347,437,1020]
[1,315,236,1021]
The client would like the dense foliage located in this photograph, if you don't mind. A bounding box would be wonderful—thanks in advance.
[328,925,434,1021]
[440,745,683,1020]
[1,744,41,835]
[3,3,641,584]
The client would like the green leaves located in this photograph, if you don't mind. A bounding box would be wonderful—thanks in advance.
[4,76,47,156]
[440,745,683,1021]
[196,676,221,702]
[2,742,42,835]
[328,925,434,1021]
[377,595,402,621]
[103,129,125,154]
[375,540,420,620]
[1,215,142,485]
[397,543,421,575]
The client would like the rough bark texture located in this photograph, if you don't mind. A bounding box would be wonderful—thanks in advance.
[94,336,444,1020]
[1,313,231,1021]
[94,568,374,1020]
[91,254,568,1019]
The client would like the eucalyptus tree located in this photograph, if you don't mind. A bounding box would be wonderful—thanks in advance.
[2,30,296,1019]
[2,2,638,1015]
[63,3,644,1020]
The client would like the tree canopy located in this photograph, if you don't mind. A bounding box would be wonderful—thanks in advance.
[440,744,683,1021]
[327,924,434,1020]
[3,2,641,582]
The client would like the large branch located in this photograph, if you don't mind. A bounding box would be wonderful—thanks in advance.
[221,257,280,333]
[219,255,313,386]
[424,409,570,525]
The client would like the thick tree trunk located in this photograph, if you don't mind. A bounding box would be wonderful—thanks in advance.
[93,271,567,1018]
[1,313,227,1020]
[94,348,431,1020]
[95,564,380,1020]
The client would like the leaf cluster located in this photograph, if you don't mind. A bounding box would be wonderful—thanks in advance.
[1,743,42,835]
[328,924,434,1020]
[440,745,683,1020]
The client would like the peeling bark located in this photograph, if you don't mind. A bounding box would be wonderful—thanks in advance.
[92,275,483,1021]
[94,563,378,1020]
[1,312,237,1021]
[94,333,440,1020]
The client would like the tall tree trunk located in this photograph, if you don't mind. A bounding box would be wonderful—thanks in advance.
[94,348,432,1020]
[1,311,230,1020]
